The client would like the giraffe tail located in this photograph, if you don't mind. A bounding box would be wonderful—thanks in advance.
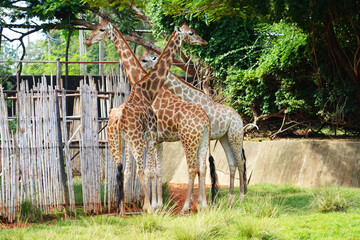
[242,148,247,194]
[209,155,218,204]
[116,163,124,213]
[207,122,218,204]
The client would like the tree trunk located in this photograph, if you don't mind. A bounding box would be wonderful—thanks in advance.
[322,13,360,100]
[65,30,72,90]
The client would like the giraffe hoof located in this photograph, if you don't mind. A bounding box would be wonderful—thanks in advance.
[156,203,163,210]
[199,203,208,209]
[227,194,234,207]
[118,208,126,216]
[152,202,158,211]
[143,205,154,213]
[239,193,245,201]
[180,207,191,214]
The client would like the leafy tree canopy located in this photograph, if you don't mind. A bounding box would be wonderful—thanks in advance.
[1,0,360,136]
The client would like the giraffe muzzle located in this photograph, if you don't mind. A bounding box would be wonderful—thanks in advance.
[200,40,208,46]
[84,39,92,46]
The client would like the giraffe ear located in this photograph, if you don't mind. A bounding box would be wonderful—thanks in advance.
[175,26,183,33]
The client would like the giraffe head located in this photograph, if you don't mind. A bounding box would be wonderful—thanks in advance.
[84,18,113,46]
[175,22,208,46]
[139,49,158,70]
[139,23,207,69]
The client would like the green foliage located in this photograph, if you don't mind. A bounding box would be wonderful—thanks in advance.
[242,194,285,218]
[19,200,42,222]
[19,27,122,75]
[2,0,85,30]
[2,0,359,132]
[145,0,360,132]
[311,186,349,213]
[233,216,280,240]
[112,9,140,34]
[224,22,315,117]
[145,0,175,38]
[130,212,168,232]
[0,63,17,133]
[81,0,145,12]
[159,0,248,22]
[0,59,15,85]
[198,17,259,79]
[170,207,234,239]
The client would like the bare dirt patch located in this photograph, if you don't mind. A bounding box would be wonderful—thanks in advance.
[167,183,228,214]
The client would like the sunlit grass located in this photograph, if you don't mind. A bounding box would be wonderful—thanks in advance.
[311,185,349,212]
[1,183,360,240]
[232,216,281,239]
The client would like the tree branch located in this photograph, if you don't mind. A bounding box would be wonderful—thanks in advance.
[323,12,360,100]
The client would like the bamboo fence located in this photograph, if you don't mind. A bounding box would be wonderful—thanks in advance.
[0,83,18,222]
[0,78,66,222]
[0,70,141,222]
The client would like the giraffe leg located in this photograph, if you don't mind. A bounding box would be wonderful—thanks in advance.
[151,173,157,211]
[145,140,158,211]
[220,136,237,207]
[181,170,197,213]
[196,173,201,204]
[144,123,159,212]
[179,127,200,213]
[197,125,209,209]
[155,143,163,210]
[228,129,245,201]
[129,140,152,213]
[122,141,132,215]
[107,118,127,215]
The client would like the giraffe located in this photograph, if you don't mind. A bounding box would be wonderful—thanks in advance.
[140,51,246,206]
[84,19,212,213]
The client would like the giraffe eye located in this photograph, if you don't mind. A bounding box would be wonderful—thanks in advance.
[100,29,105,32]
[152,57,157,61]
[189,32,194,36]
[142,59,148,63]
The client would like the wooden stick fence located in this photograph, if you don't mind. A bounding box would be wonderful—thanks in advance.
[0,86,18,222]
[0,79,66,222]
[80,79,101,214]
[0,70,142,222]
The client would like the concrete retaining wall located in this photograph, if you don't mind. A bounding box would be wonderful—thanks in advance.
[162,140,360,188]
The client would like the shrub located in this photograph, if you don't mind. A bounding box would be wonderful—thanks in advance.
[19,200,42,222]
[234,216,280,240]
[170,208,234,240]
[312,186,348,212]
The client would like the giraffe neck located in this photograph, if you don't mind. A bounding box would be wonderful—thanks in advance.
[164,73,210,106]
[110,26,147,86]
[135,31,182,104]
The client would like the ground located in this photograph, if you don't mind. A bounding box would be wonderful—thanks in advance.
[167,183,199,213]
[0,183,221,228]
[167,183,228,213]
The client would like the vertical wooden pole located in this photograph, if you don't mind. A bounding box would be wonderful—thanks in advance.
[99,11,104,76]
[65,30,72,90]
[55,89,70,216]
[56,58,61,88]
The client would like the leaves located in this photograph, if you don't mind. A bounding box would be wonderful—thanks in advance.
[224,22,315,117]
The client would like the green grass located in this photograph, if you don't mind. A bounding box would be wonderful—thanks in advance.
[2,184,360,240]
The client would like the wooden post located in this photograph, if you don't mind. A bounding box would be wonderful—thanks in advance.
[56,58,61,88]
[65,30,72,90]
[55,90,70,216]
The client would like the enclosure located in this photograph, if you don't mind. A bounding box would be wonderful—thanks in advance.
[0,60,148,222]
[1,1,360,238]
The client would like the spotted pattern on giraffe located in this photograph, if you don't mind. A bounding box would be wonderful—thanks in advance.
[85,18,211,213]
[140,52,246,205]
